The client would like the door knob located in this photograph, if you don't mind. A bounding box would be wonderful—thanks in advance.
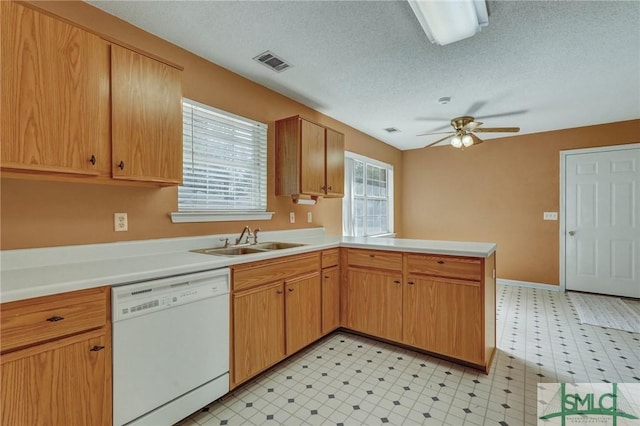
[568,230,576,236]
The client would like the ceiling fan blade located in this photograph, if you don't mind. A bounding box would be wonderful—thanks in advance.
[424,134,454,148]
[464,100,487,116]
[462,121,483,131]
[469,133,484,146]
[476,109,528,120]
[474,127,520,133]
[416,131,454,137]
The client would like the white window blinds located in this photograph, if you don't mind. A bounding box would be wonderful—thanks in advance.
[179,99,268,212]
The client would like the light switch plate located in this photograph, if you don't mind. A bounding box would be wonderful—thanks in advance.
[289,212,295,224]
[543,212,558,221]
[307,212,313,223]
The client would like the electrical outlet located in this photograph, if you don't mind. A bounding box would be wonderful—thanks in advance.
[114,213,128,231]
[307,212,313,223]
[543,212,558,221]
[289,212,295,224]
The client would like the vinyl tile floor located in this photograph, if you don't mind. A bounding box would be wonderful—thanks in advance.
[177,284,640,426]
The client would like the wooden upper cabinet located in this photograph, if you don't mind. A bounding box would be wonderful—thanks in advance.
[110,44,183,184]
[275,116,345,198]
[1,2,108,176]
[300,120,326,196]
[325,128,345,197]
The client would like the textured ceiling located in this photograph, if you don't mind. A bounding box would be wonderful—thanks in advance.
[88,0,640,151]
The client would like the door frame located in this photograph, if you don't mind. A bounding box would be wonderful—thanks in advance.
[559,143,640,292]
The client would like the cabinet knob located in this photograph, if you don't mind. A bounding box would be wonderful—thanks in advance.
[276,290,283,294]
[408,281,415,285]
[46,315,64,322]
[324,275,330,279]
[288,288,294,292]
[118,161,125,170]
[437,260,445,264]
[89,345,105,352]
[327,185,333,191]
[393,280,400,284]
[321,185,327,191]
[369,254,375,258]
[89,155,96,165]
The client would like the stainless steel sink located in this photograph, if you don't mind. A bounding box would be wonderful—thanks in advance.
[253,242,306,250]
[191,247,266,256]
[190,241,306,256]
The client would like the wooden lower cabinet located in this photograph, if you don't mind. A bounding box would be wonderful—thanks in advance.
[321,266,340,334]
[233,281,285,385]
[0,286,111,426]
[345,269,402,341]
[285,273,322,354]
[403,277,483,365]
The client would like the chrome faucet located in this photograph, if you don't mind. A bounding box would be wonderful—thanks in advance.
[235,226,253,245]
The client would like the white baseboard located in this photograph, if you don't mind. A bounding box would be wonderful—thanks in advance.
[497,278,561,291]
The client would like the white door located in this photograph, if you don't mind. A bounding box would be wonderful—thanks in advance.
[565,146,640,297]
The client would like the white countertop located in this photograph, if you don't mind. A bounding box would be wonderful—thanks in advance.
[0,229,496,303]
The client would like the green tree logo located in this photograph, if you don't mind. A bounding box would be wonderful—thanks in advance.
[539,383,639,425]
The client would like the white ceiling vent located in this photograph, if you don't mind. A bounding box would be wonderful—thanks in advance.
[253,51,292,73]
[384,127,400,133]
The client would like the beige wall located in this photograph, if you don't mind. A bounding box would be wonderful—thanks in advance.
[0,1,403,250]
[401,119,640,285]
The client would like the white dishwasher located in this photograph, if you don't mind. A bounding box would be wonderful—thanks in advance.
[112,268,230,426]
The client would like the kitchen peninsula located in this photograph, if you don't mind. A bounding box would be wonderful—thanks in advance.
[1,228,496,424]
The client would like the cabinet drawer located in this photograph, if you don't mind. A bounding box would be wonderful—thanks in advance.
[406,254,481,281]
[1,287,108,353]
[321,249,339,269]
[347,249,402,272]
[233,253,320,292]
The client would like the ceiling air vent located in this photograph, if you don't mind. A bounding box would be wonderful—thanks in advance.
[253,51,292,73]
[384,127,400,133]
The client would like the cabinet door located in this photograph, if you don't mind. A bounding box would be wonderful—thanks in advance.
[285,273,322,354]
[321,267,341,334]
[403,277,483,364]
[1,331,110,426]
[345,269,402,341]
[325,128,344,197]
[300,119,326,196]
[1,2,107,176]
[233,282,285,385]
[111,44,183,184]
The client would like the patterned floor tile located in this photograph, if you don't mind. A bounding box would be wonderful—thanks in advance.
[177,285,640,426]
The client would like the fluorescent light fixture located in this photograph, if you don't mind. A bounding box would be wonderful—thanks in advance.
[408,0,489,46]
[292,195,317,205]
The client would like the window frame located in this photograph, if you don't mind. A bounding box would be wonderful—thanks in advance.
[170,99,273,223]
[343,151,395,237]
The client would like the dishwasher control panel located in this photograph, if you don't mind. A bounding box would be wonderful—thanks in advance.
[112,269,230,322]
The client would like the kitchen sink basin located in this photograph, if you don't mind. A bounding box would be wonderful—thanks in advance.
[253,242,306,250]
[191,247,266,256]
[190,242,306,256]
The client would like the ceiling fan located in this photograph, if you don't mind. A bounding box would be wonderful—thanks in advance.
[418,116,520,149]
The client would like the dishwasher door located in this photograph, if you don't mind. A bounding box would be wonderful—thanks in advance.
[112,269,230,426]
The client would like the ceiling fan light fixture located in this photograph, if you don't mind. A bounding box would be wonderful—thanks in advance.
[408,0,489,46]
[462,133,474,147]
[450,135,463,148]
